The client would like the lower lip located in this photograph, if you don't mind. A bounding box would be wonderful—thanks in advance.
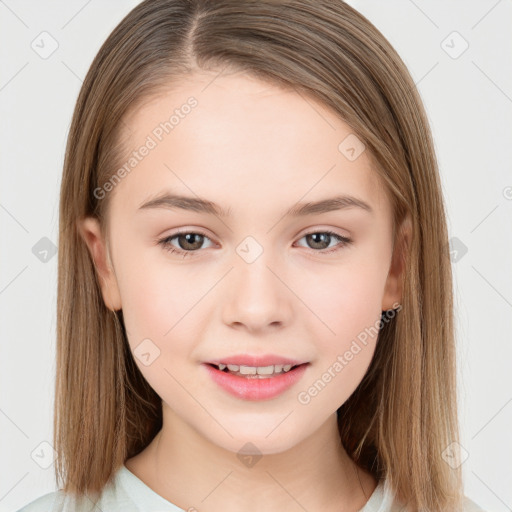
[202,363,309,401]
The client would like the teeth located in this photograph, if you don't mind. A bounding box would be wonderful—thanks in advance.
[240,365,258,375]
[216,363,297,376]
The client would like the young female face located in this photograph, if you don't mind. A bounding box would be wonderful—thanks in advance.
[80,70,405,456]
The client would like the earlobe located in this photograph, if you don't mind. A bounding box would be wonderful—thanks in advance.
[76,216,122,311]
[381,215,412,311]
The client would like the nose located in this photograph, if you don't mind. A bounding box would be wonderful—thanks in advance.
[221,251,293,334]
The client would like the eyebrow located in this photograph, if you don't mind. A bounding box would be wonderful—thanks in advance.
[137,192,373,217]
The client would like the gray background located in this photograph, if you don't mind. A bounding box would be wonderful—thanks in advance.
[1,1,511,510]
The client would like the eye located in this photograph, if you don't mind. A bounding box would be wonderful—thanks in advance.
[157,229,352,258]
[158,229,214,258]
[295,230,352,254]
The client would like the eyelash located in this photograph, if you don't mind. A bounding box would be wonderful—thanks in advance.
[157,229,352,259]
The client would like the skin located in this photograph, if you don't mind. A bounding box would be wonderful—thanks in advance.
[78,70,411,512]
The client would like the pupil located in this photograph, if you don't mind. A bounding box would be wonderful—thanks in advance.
[180,233,203,250]
[308,233,329,249]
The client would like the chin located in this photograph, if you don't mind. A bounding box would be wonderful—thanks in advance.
[202,423,304,457]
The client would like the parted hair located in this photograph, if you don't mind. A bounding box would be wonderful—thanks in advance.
[56,1,462,509]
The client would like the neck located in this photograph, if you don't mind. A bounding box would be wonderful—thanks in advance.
[125,405,377,512]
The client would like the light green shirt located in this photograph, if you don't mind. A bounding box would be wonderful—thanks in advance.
[16,464,486,512]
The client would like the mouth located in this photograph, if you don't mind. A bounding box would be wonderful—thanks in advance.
[202,361,310,400]
[205,362,306,379]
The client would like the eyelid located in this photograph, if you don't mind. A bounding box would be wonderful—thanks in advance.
[295,224,351,240]
[156,227,215,244]
[158,227,215,247]
[157,226,352,258]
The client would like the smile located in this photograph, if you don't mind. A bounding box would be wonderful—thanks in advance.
[202,362,310,400]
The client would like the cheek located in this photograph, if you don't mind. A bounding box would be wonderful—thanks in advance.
[299,259,384,338]
[294,268,383,411]
[114,246,190,353]
[294,258,386,404]
[116,265,197,397]
[134,293,195,357]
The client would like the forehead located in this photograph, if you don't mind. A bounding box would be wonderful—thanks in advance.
[111,71,390,221]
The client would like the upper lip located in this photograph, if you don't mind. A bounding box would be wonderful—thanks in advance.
[204,354,308,367]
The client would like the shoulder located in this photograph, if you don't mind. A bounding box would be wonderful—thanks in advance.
[13,463,179,512]
[379,478,487,512]
[14,480,134,512]
[15,490,67,512]
[463,495,486,512]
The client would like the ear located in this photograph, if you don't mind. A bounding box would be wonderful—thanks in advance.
[77,216,122,311]
[381,214,412,311]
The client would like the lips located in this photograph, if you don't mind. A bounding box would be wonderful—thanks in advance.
[205,354,307,367]
[209,362,299,377]
[202,361,309,400]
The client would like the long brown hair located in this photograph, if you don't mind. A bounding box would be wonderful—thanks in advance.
[56,0,462,509]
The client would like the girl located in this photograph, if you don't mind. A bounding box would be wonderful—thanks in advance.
[17,1,485,511]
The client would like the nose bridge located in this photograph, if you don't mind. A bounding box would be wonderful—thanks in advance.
[221,234,292,330]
